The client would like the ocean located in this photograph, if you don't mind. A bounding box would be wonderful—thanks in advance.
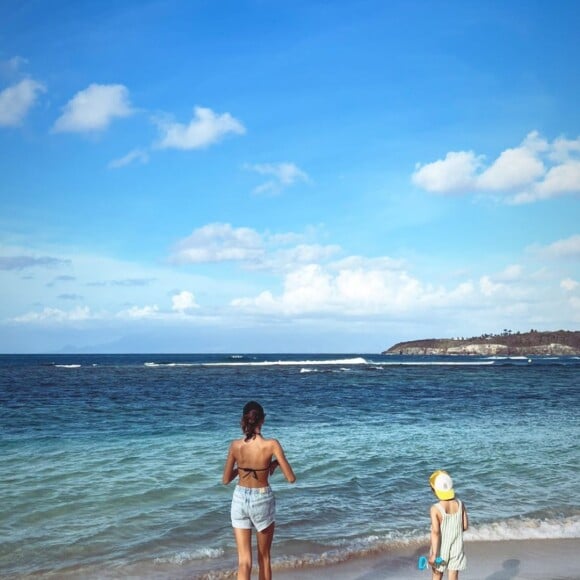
[1,354,578,578]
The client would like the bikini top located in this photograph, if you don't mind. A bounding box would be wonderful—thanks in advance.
[238,464,271,480]
[239,433,272,479]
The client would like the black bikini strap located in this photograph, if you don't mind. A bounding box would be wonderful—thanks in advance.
[239,465,270,479]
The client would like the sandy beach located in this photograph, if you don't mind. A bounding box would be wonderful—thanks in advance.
[275,539,580,580]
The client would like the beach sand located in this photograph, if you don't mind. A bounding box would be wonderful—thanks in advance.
[274,538,580,579]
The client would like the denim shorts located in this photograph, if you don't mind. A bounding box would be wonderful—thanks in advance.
[231,485,276,531]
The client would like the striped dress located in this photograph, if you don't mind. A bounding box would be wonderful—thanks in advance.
[434,499,467,572]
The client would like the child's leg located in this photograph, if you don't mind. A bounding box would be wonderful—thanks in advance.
[447,571,459,580]
[431,570,443,580]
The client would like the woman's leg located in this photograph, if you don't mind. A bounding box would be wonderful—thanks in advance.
[233,528,252,580]
[256,522,275,580]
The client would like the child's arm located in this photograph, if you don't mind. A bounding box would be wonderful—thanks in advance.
[428,505,442,565]
[462,502,469,531]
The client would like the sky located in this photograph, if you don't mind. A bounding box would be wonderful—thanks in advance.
[1,0,579,353]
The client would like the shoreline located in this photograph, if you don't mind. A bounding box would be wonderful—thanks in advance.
[8,538,580,579]
[273,538,580,580]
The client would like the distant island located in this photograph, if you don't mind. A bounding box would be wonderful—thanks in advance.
[383,330,580,356]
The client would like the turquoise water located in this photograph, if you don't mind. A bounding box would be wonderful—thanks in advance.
[1,354,578,578]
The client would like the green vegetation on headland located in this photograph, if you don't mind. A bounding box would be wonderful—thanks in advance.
[383,330,580,356]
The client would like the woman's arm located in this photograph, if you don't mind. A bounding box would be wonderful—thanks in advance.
[271,440,296,483]
[222,443,238,485]
[428,505,442,565]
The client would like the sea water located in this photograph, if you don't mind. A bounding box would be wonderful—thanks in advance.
[0,354,578,578]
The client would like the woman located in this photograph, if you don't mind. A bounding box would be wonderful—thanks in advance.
[222,401,296,580]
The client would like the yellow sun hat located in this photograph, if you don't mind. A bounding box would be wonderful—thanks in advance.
[429,470,455,500]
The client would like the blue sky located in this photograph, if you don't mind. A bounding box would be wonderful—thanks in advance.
[1,0,579,353]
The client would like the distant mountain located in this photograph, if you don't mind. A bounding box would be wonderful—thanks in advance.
[383,330,580,356]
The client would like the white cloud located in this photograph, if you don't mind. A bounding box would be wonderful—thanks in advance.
[170,223,342,272]
[529,160,580,198]
[561,278,578,292]
[412,151,481,193]
[117,305,159,319]
[0,78,45,127]
[0,56,28,74]
[171,223,264,264]
[479,275,503,297]
[272,244,341,267]
[495,264,523,281]
[172,290,199,312]
[13,306,94,323]
[108,148,150,169]
[230,251,575,326]
[232,260,474,317]
[53,83,134,133]
[550,136,580,163]
[246,162,309,195]
[413,131,580,203]
[532,234,580,260]
[478,144,545,191]
[155,106,245,150]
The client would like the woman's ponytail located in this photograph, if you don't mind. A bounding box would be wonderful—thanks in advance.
[241,401,265,441]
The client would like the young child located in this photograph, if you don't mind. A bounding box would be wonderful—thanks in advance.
[428,470,468,580]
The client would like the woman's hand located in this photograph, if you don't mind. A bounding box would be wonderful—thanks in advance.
[269,460,279,475]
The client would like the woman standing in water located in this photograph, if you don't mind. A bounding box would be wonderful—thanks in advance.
[222,401,296,580]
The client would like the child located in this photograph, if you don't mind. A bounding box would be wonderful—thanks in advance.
[428,470,468,580]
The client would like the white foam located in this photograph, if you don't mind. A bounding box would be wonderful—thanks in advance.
[202,357,368,367]
[144,357,368,368]
[373,361,495,366]
[54,364,82,368]
[153,547,224,565]
[466,515,580,542]
[144,362,198,367]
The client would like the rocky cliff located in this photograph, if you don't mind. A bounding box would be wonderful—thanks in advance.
[383,330,580,356]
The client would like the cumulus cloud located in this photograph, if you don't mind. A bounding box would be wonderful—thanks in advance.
[0,78,45,127]
[532,234,580,260]
[53,83,134,133]
[155,106,245,150]
[108,148,149,169]
[561,278,578,292]
[413,131,580,203]
[117,305,159,319]
[170,223,342,272]
[413,151,482,193]
[13,306,94,323]
[171,223,264,264]
[246,162,309,195]
[271,244,341,269]
[229,250,571,323]
[171,290,199,312]
[0,255,70,270]
[231,260,475,317]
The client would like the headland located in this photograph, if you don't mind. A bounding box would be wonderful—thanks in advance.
[383,329,580,356]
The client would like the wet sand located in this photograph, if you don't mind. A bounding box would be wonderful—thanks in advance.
[275,538,580,579]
